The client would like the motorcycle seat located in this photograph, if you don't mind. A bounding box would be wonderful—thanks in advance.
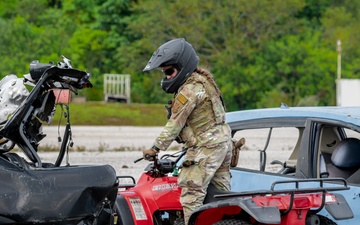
[0,153,118,224]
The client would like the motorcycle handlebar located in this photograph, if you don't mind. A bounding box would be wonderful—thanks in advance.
[28,56,92,90]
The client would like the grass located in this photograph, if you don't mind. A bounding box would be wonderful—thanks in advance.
[52,102,168,126]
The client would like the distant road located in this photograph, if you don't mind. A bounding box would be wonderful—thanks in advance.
[42,126,181,151]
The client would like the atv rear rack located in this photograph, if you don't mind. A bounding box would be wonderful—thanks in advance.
[215,178,349,215]
[216,178,348,198]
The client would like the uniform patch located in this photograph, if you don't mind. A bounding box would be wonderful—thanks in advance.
[196,89,205,99]
[172,101,180,114]
[177,93,188,105]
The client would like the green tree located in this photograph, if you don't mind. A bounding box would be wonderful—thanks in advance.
[0,0,359,110]
[0,0,50,75]
[118,0,307,108]
[321,3,360,78]
[255,31,336,107]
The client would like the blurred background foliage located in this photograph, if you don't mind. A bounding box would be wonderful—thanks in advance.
[0,0,359,111]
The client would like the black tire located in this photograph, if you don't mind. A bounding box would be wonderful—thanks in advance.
[174,218,185,225]
[213,219,252,225]
[318,215,337,225]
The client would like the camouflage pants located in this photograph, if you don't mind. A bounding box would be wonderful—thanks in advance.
[178,140,232,225]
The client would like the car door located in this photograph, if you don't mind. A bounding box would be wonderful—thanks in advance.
[295,118,317,178]
[296,119,360,224]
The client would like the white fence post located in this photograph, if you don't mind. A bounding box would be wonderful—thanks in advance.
[104,74,131,103]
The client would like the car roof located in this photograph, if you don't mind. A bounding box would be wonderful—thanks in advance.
[226,106,360,127]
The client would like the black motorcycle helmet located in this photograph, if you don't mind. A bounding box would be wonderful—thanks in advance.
[143,38,199,93]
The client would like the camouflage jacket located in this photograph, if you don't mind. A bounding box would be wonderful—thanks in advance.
[153,72,231,150]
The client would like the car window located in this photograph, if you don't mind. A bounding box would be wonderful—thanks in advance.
[344,128,360,139]
[232,127,300,173]
[316,125,360,184]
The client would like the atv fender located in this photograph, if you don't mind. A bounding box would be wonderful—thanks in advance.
[189,197,281,224]
[325,193,354,220]
[114,195,135,225]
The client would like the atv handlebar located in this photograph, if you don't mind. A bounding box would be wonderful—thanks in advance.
[134,154,154,163]
[134,157,143,163]
[134,153,156,163]
[133,149,187,177]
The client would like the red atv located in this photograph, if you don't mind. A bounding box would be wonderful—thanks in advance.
[114,150,353,225]
[115,150,185,225]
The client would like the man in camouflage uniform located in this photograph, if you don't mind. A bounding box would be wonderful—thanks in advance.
[142,38,233,225]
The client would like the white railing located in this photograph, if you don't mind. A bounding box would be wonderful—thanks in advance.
[104,74,131,103]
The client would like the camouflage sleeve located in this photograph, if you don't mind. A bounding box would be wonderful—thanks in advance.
[153,82,206,150]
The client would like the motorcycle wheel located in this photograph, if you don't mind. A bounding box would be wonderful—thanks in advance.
[318,215,337,225]
[213,219,252,225]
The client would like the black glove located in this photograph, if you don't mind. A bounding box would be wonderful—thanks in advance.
[143,147,158,161]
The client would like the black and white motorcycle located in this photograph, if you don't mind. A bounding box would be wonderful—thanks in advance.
[0,56,118,224]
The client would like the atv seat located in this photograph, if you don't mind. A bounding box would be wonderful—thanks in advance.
[320,138,360,181]
[204,183,238,204]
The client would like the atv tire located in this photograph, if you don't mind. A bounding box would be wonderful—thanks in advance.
[213,219,252,225]
[318,215,337,225]
[174,218,185,225]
